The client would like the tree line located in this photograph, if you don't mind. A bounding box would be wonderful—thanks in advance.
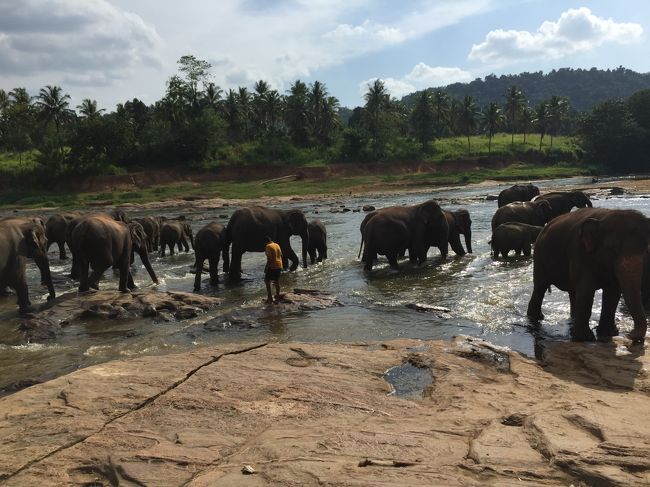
[0,55,647,179]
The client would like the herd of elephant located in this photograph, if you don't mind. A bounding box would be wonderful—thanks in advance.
[0,182,649,343]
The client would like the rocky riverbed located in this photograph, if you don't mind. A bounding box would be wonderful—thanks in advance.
[1,335,648,486]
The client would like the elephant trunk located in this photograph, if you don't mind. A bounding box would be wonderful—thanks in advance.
[36,254,56,300]
[301,230,309,268]
[464,230,473,254]
[139,249,159,284]
[617,255,647,342]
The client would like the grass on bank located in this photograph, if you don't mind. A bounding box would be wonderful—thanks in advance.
[0,162,592,210]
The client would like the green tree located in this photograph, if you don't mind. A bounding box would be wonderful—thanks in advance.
[223,89,243,143]
[504,85,524,148]
[481,102,504,155]
[309,81,340,147]
[76,99,105,119]
[458,96,479,154]
[534,102,550,150]
[4,88,34,163]
[410,90,435,150]
[520,105,534,145]
[363,79,391,156]
[432,89,450,138]
[547,95,569,147]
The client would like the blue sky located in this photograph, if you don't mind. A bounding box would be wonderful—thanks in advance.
[0,0,648,109]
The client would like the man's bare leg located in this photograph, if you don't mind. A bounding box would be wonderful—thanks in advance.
[265,279,274,304]
[273,280,281,303]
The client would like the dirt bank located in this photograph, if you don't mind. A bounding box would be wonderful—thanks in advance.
[1,336,648,486]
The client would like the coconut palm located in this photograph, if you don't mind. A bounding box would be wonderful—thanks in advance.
[481,102,504,155]
[410,90,435,149]
[364,79,391,152]
[309,81,339,146]
[76,99,104,119]
[432,89,450,138]
[285,80,309,146]
[520,105,534,145]
[237,87,252,141]
[9,87,31,106]
[223,89,242,142]
[504,85,524,148]
[535,102,550,150]
[203,82,222,111]
[458,96,480,154]
[35,85,74,152]
[547,95,569,147]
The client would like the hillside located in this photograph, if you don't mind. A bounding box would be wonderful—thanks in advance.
[399,67,650,112]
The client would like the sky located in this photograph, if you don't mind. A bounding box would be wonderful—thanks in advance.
[0,0,649,110]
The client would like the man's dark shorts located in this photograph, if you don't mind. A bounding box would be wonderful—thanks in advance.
[265,269,281,282]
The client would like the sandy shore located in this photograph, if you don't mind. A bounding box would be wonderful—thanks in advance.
[1,336,649,486]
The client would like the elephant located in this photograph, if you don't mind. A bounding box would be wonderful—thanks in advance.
[490,222,543,258]
[307,220,327,264]
[193,222,228,291]
[0,220,55,313]
[110,208,128,222]
[443,209,473,256]
[223,206,309,280]
[45,212,81,260]
[70,214,158,292]
[532,191,593,220]
[497,183,540,207]
[135,216,160,252]
[491,199,553,230]
[527,208,650,342]
[160,221,194,256]
[360,200,449,271]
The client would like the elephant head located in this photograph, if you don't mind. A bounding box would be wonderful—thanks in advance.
[182,222,194,249]
[453,209,473,253]
[23,224,55,300]
[571,191,593,209]
[580,211,650,340]
[128,222,159,285]
[526,184,540,199]
[533,200,553,225]
[285,209,309,268]
[416,200,449,258]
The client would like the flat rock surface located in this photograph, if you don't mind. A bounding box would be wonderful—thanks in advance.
[0,336,649,486]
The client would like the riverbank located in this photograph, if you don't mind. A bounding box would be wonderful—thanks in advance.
[0,160,591,210]
[1,336,648,486]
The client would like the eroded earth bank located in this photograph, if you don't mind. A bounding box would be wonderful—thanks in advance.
[1,335,649,486]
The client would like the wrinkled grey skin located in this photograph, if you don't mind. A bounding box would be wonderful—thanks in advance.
[532,191,593,220]
[497,183,540,207]
[160,221,194,256]
[360,200,449,271]
[45,212,81,260]
[491,222,543,258]
[443,209,473,256]
[223,206,309,281]
[70,215,158,292]
[0,221,55,313]
[527,208,650,343]
[193,222,228,291]
[307,220,328,264]
[491,200,553,230]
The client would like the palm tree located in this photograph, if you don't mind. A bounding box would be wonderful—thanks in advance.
[223,89,242,142]
[9,87,31,106]
[264,89,284,133]
[237,87,252,141]
[203,82,222,111]
[481,102,504,155]
[253,80,271,137]
[547,95,569,148]
[458,96,479,154]
[364,79,391,153]
[0,89,9,114]
[309,81,339,146]
[504,85,524,148]
[520,105,534,145]
[432,89,450,138]
[76,99,105,119]
[285,80,309,146]
[410,90,435,150]
[535,102,550,150]
[35,85,73,155]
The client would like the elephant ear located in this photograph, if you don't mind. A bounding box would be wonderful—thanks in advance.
[580,218,600,253]
[183,222,193,237]
[128,223,146,250]
[287,210,307,235]
[23,225,44,257]
[535,200,552,220]
[418,200,441,225]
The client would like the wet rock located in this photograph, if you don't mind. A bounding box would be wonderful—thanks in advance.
[174,307,199,320]
[485,195,498,201]
[406,303,450,313]
[329,208,340,213]
[353,209,360,212]
[341,208,351,213]
[609,187,625,195]
[18,316,63,341]
[218,214,229,219]
[452,336,511,373]
[362,205,376,212]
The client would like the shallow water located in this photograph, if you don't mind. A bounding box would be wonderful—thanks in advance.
[1,176,649,392]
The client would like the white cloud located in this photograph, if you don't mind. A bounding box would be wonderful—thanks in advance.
[469,7,643,64]
[0,0,162,84]
[359,63,473,99]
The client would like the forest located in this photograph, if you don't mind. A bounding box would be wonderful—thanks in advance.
[0,56,649,185]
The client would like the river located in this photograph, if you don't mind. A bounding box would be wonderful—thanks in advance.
[1,176,648,392]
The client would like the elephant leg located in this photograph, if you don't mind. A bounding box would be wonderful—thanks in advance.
[596,285,621,340]
[208,256,220,286]
[127,270,136,290]
[160,242,166,257]
[222,245,230,273]
[363,246,376,271]
[119,258,130,292]
[89,265,108,290]
[13,276,31,313]
[78,257,91,292]
[387,253,400,269]
[57,241,67,260]
[284,244,299,271]
[449,233,466,256]
[308,248,316,265]
[515,249,522,256]
[320,245,327,261]
[194,254,205,291]
[527,266,548,321]
[180,237,189,253]
[569,290,576,319]
[70,254,81,279]
[228,245,243,280]
[522,244,532,257]
[571,283,596,342]
[169,242,175,256]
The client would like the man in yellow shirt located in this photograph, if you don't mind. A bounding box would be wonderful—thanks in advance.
[264,236,283,304]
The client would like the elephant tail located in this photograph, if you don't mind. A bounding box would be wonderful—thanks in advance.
[357,236,364,259]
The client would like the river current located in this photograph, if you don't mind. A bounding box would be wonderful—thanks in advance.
[1,177,649,392]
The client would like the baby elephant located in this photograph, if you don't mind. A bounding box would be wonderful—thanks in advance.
[307,220,327,264]
[160,221,194,256]
[491,222,543,258]
[193,222,228,291]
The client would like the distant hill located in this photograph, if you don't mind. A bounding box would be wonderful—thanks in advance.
[399,67,650,113]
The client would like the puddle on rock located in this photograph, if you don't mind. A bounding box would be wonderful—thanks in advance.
[383,362,432,399]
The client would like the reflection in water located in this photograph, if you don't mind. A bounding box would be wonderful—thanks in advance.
[1,177,649,391]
